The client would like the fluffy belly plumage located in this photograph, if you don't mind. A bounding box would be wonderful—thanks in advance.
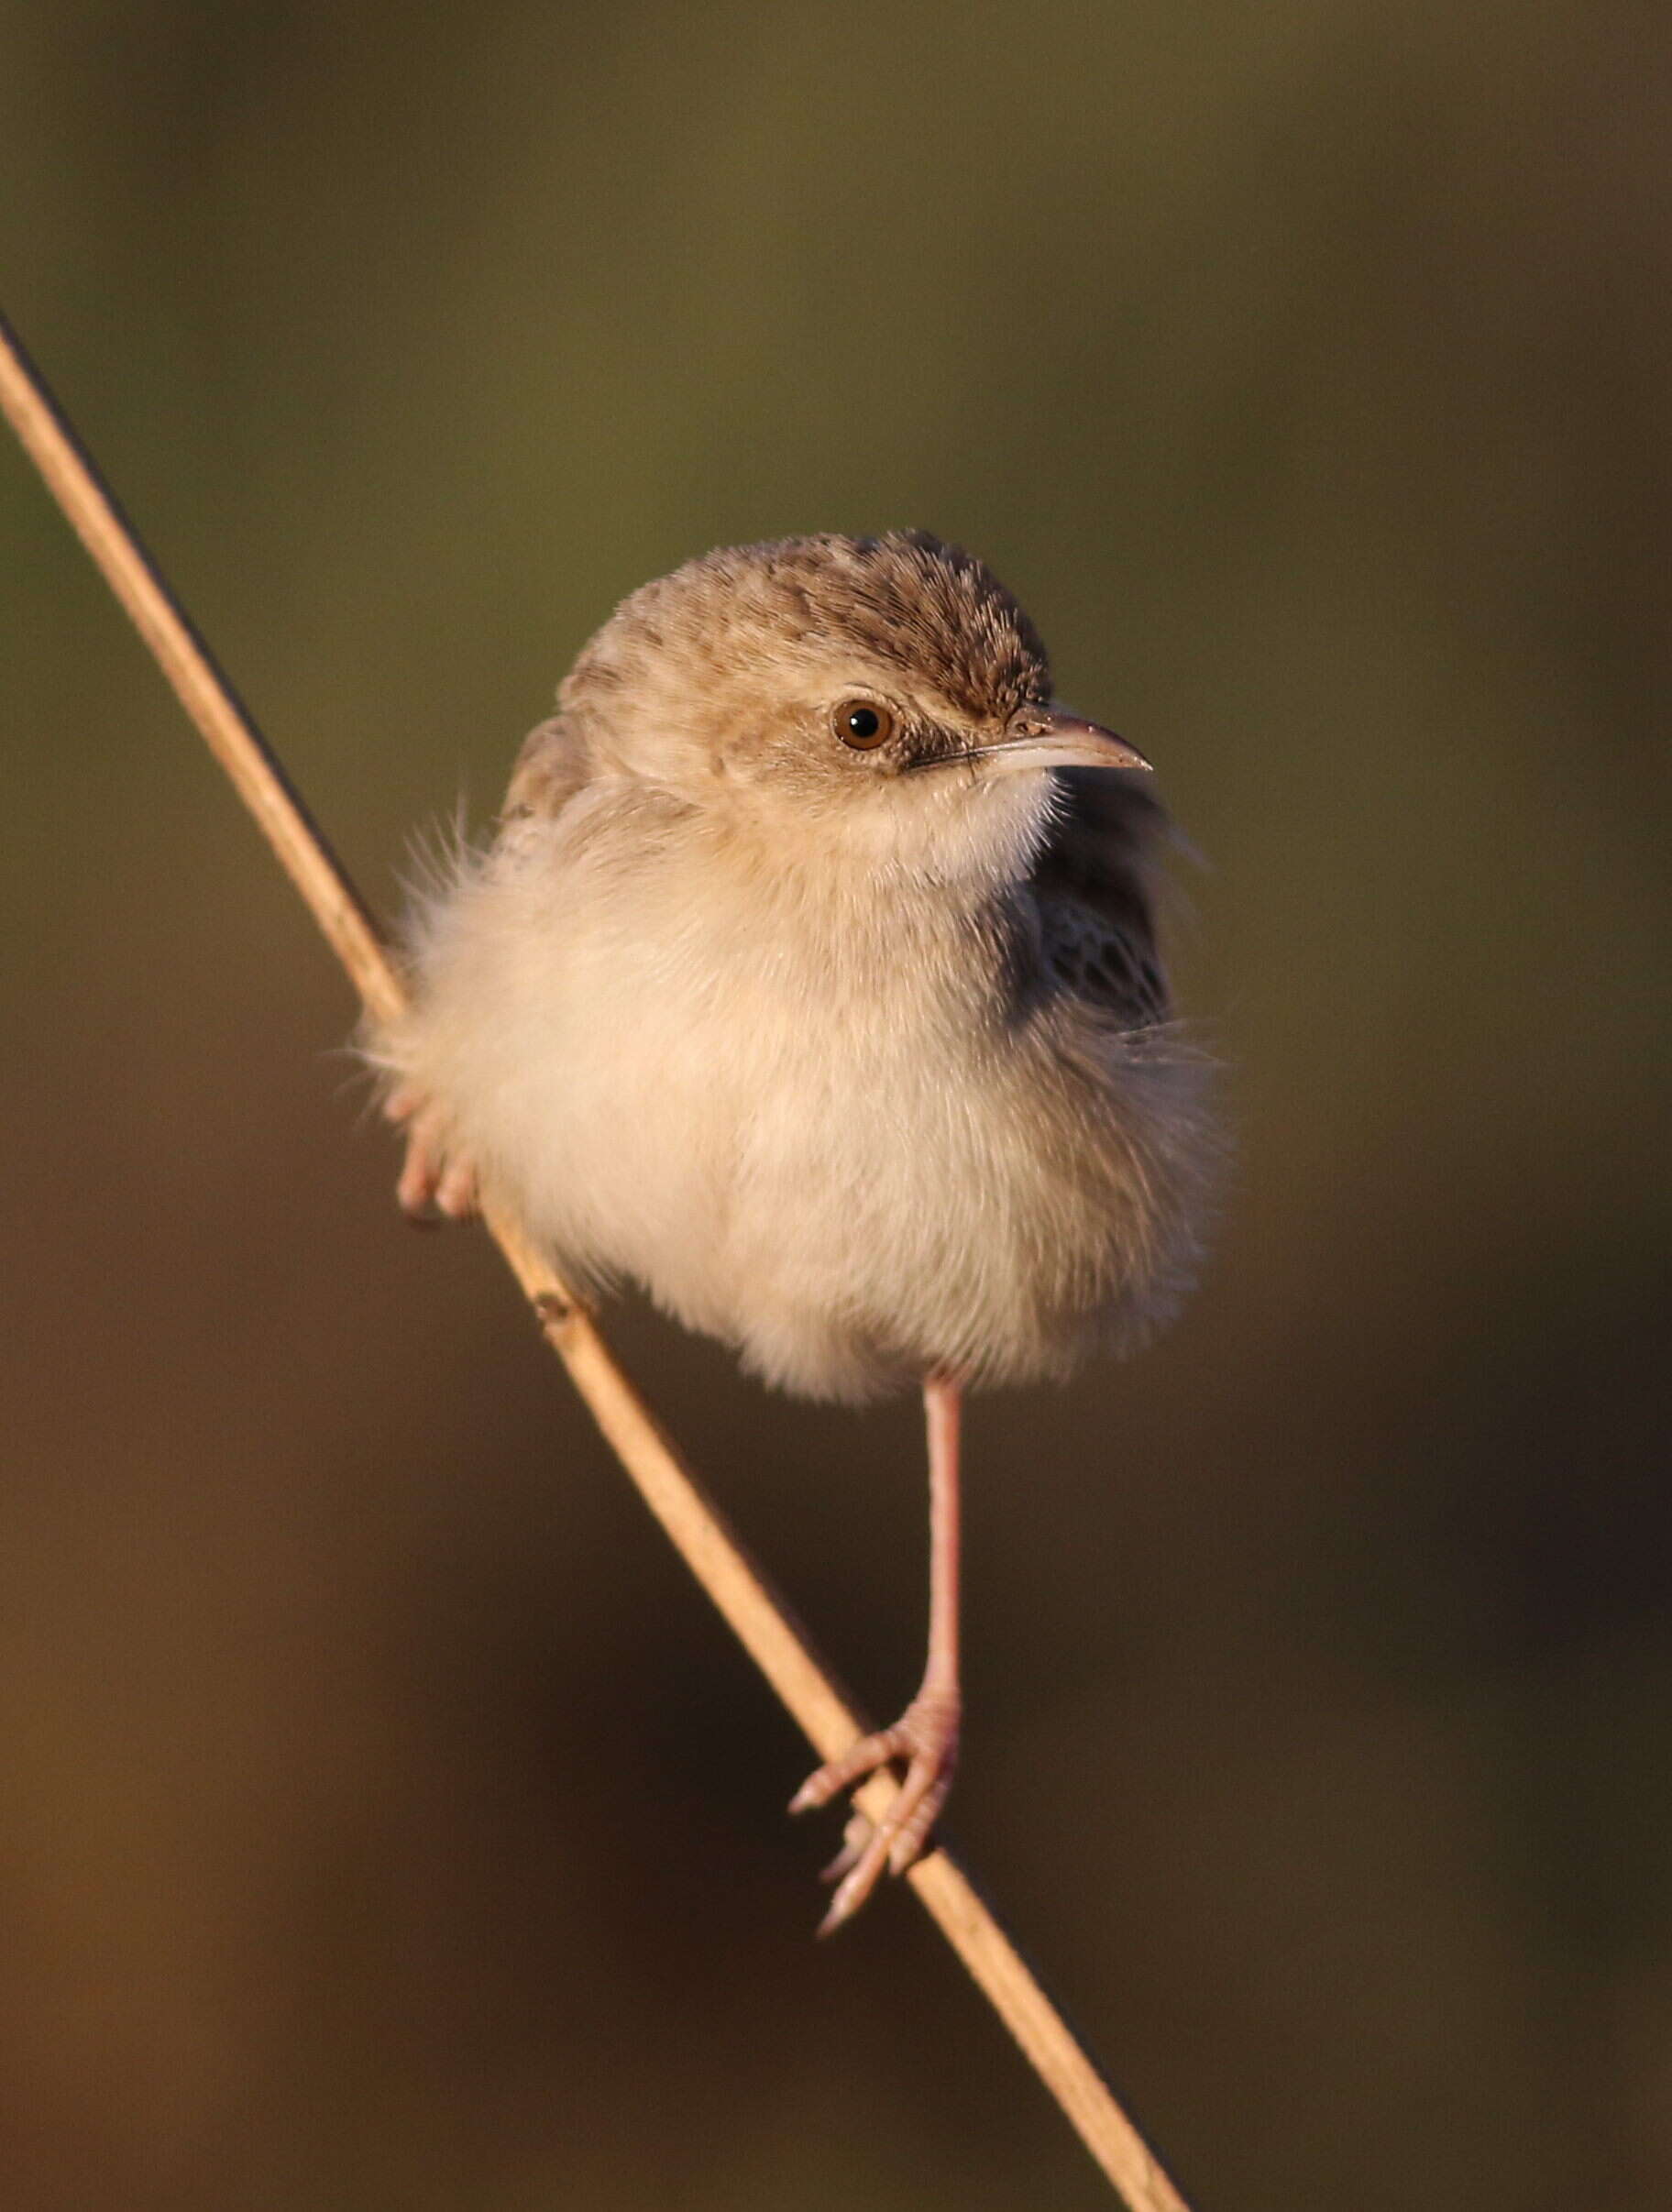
[507,987,1193,1400]
[389,837,1212,1403]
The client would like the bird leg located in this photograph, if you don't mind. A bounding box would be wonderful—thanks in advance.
[790,1373,963,1934]
[385,1083,479,1223]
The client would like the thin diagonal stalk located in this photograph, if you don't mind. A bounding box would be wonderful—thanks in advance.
[0,303,1193,2212]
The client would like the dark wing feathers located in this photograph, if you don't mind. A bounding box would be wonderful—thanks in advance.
[1029,768,1171,1028]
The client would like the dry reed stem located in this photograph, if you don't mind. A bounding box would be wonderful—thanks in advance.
[0,303,1193,2212]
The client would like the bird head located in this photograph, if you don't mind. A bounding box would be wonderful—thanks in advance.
[558,532,1148,887]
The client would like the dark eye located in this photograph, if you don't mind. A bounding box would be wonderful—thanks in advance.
[833,699,895,750]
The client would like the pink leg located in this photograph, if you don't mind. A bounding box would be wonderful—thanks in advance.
[790,1373,963,1934]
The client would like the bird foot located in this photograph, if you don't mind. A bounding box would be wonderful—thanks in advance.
[384,1084,478,1223]
[789,1687,961,1935]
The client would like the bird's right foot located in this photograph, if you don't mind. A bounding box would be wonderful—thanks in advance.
[789,1685,961,1935]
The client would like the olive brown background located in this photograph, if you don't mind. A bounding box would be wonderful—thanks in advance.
[2,6,1667,2207]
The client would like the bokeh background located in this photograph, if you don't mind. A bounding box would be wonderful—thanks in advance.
[2,5,1668,2206]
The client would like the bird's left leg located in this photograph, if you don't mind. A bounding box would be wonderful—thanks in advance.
[384,1083,479,1223]
[790,1373,963,1933]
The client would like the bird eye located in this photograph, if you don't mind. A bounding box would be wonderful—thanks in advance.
[833,699,895,750]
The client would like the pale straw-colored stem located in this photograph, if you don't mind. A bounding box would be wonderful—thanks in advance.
[0,304,1192,2212]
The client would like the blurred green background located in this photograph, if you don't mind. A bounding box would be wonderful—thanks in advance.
[2,4,1668,2206]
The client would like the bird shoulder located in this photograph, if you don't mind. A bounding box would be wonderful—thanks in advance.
[500,712,593,830]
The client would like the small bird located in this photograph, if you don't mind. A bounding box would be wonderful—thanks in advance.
[377,531,1217,1931]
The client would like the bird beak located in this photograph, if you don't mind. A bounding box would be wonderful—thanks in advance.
[916,706,1151,777]
[989,707,1151,776]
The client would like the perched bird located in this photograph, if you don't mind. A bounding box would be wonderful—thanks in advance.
[377,531,1217,1931]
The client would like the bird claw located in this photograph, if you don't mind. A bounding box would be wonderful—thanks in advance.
[819,1810,874,1886]
[790,1689,960,1935]
[385,1084,478,1223]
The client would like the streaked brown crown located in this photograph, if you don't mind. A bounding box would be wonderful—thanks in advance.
[578,530,1052,724]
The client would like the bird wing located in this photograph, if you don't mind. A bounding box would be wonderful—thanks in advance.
[1028,768,1172,1028]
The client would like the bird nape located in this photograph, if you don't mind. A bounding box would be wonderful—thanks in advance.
[376,530,1219,1932]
